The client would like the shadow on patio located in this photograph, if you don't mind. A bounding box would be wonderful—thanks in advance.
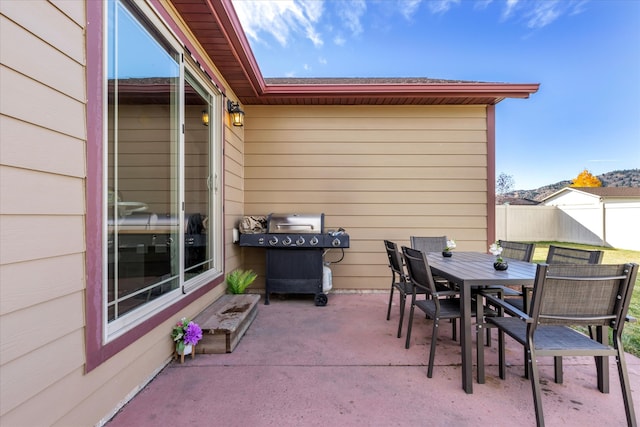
[106,293,640,426]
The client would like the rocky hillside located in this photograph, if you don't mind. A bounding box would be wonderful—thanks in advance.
[504,168,640,202]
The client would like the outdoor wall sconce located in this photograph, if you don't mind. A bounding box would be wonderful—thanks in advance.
[201,110,209,126]
[227,100,244,127]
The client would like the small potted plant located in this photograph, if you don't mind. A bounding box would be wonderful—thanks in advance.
[171,317,203,362]
[226,268,258,294]
[489,241,508,270]
[442,239,456,257]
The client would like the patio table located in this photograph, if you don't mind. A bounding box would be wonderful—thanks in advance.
[425,251,537,394]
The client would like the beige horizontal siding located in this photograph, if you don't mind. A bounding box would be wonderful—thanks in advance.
[0,116,85,177]
[1,330,84,417]
[243,203,486,216]
[1,66,86,139]
[0,254,84,315]
[0,0,85,63]
[247,141,487,155]
[0,166,85,215]
[0,15,85,101]
[224,123,245,274]
[0,292,85,365]
[242,105,489,290]
[0,215,85,265]
[245,165,486,179]
[247,178,486,192]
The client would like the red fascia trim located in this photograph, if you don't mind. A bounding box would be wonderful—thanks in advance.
[262,83,540,98]
[208,0,265,98]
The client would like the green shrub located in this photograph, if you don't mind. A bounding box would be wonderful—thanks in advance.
[226,269,257,294]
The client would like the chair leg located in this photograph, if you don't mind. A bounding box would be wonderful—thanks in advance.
[528,347,546,427]
[477,322,485,384]
[498,329,506,380]
[595,325,610,393]
[386,286,395,321]
[397,292,406,339]
[615,337,637,427]
[405,298,416,349]
[427,318,439,378]
[553,356,563,384]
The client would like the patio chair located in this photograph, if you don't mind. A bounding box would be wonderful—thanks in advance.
[479,243,606,381]
[410,235,456,291]
[483,262,638,427]
[401,246,463,376]
[501,244,602,313]
[384,240,428,339]
[489,241,537,311]
[410,235,447,254]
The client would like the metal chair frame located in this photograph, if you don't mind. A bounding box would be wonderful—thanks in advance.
[482,263,638,427]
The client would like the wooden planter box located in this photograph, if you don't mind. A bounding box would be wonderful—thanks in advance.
[193,294,260,354]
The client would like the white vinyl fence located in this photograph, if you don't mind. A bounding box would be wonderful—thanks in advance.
[496,204,640,251]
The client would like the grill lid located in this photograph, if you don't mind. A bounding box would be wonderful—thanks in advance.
[267,213,324,234]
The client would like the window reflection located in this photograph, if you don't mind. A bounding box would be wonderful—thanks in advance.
[107,0,180,321]
[184,74,213,280]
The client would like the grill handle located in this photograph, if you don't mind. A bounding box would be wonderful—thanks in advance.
[276,223,316,230]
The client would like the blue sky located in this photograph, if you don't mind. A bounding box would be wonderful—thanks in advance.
[231,0,640,190]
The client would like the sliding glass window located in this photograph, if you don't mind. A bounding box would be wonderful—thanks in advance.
[105,0,222,338]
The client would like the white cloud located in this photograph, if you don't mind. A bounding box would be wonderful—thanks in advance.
[500,0,589,29]
[427,0,460,14]
[232,0,590,53]
[525,0,562,29]
[336,0,367,35]
[232,0,324,47]
[399,0,422,20]
[503,0,520,20]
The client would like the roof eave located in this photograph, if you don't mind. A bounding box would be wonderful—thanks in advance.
[172,0,540,106]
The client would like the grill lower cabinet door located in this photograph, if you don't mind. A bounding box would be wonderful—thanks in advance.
[265,248,325,306]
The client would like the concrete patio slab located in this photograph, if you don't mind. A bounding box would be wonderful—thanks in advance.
[105,293,640,426]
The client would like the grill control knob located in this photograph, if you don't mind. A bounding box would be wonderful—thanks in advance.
[332,238,341,247]
[268,236,279,246]
[296,236,305,246]
[310,236,319,246]
[282,236,292,246]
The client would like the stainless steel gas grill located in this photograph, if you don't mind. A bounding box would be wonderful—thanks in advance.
[238,213,349,306]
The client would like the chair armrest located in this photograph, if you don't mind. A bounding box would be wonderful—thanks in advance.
[481,292,531,321]
[434,289,459,298]
[483,285,522,297]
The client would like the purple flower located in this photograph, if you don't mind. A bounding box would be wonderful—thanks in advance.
[183,321,203,345]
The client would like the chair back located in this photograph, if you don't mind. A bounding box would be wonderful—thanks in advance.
[546,245,603,264]
[384,240,405,279]
[401,246,438,296]
[498,240,535,262]
[410,236,447,253]
[529,263,638,331]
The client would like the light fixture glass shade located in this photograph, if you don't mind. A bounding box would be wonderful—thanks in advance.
[201,110,209,126]
[227,100,244,127]
[230,110,244,127]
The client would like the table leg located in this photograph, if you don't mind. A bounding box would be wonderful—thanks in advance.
[596,325,609,393]
[460,282,473,393]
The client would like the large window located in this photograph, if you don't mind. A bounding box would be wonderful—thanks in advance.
[105,0,222,339]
